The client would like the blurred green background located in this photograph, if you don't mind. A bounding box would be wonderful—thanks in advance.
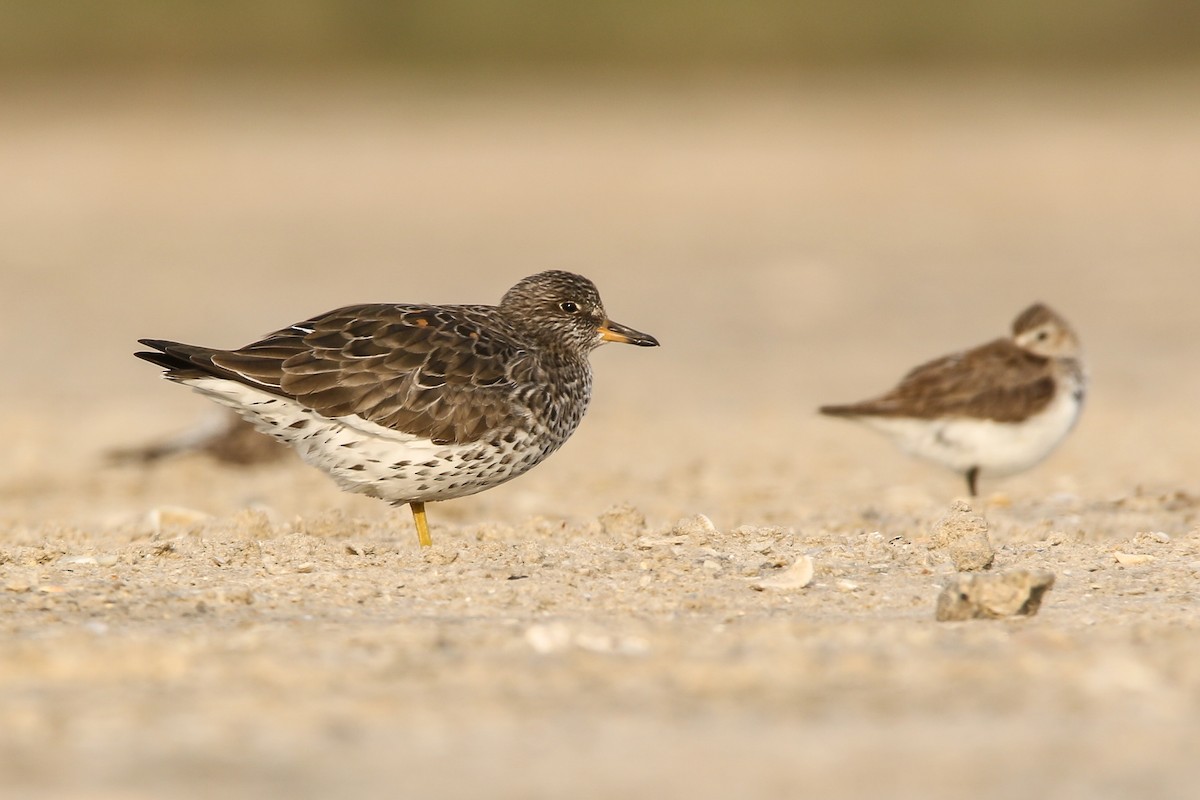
[3,0,1198,74]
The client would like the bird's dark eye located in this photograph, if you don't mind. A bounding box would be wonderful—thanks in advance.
[559,301,580,314]
[1036,331,1049,341]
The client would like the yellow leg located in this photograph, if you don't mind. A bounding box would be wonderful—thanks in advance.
[410,501,432,548]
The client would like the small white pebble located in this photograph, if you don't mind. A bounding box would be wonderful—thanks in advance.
[836,579,859,592]
[1113,552,1154,566]
[574,632,615,653]
[147,505,210,533]
[525,623,571,655]
[57,555,98,566]
[615,636,651,657]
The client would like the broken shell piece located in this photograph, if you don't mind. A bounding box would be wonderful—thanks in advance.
[671,514,717,537]
[752,556,814,591]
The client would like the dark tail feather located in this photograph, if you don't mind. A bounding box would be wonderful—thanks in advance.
[818,404,862,418]
[135,339,225,381]
[137,338,291,399]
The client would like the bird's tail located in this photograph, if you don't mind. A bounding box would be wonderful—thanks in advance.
[135,339,227,382]
[818,403,863,418]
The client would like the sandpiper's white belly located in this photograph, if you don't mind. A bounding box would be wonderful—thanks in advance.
[859,381,1083,477]
[184,377,554,503]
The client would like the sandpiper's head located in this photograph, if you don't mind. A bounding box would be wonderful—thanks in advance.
[1012,303,1080,358]
[500,270,659,353]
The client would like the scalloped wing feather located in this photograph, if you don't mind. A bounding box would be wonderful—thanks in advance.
[210,304,525,445]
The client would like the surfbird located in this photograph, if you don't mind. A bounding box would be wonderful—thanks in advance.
[136,270,659,546]
[820,303,1085,496]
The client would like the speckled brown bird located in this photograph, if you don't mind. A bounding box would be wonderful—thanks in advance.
[820,303,1085,496]
[137,271,659,546]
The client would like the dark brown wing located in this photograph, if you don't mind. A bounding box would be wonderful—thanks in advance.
[821,339,1056,422]
[145,304,529,445]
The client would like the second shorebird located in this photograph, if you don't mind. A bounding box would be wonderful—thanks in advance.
[820,303,1085,496]
[137,270,659,546]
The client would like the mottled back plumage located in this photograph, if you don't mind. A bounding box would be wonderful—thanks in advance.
[822,340,1059,423]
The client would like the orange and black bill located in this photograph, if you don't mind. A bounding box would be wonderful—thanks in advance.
[598,320,659,347]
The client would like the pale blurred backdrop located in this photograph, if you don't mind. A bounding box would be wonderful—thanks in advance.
[3,1,1198,518]
[1,5,1199,797]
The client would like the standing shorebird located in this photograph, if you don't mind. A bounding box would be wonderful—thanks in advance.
[136,270,659,546]
[819,303,1085,496]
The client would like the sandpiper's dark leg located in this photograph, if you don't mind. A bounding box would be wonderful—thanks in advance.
[966,467,980,497]
[410,501,432,548]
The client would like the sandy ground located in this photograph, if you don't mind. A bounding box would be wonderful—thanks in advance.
[1,72,1199,799]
